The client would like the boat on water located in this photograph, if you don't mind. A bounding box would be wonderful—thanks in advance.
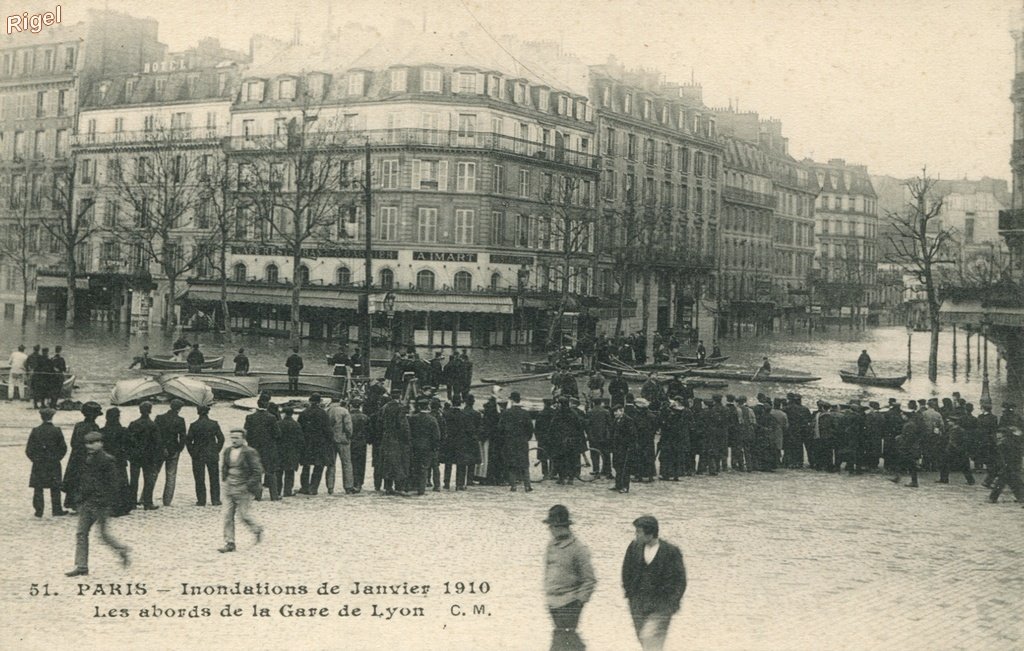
[688,368,821,384]
[839,370,907,388]
[479,372,552,385]
[323,354,392,367]
[670,355,730,366]
[158,373,259,398]
[138,355,225,371]
[520,360,583,373]
[161,376,215,406]
[111,377,163,405]
[253,372,348,398]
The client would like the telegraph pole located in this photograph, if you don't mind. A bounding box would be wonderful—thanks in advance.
[362,140,373,378]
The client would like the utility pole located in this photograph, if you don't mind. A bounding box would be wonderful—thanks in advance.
[362,140,373,378]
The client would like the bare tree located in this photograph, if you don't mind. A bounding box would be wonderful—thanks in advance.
[196,156,244,342]
[106,129,211,328]
[0,175,38,326]
[237,108,356,348]
[884,168,956,381]
[39,161,99,328]
[536,174,596,349]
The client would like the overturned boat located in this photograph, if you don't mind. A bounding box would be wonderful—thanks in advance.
[110,377,163,405]
[160,376,215,406]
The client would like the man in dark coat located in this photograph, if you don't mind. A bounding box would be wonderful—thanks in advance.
[186,404,225,506]
[454,394,482,489]
[500,391,534,492]
[937,414,975,485]
[609,371,629,408]
[587,398,614,478]
[890,403,922,487]
[612,403,638,493]
[378,390,411,495]
[987,408,1023,503]
[128,401,161,510]
[978,403,1001,487]
[550,397,587,485]
[534,398,555,480]
[26,408,68,518]
[63,401,102,510]
[628,400,658,482]
[346,399,369,493]
[857,349,872,376]
[100,407,133,516]
[429,352,445,388]
[658,401,689,481]
[784,394,812,469]
[408,397,440,495]
[29,346,51,409]
[24,344,40,405]
[862,401,887,471]
[233,348,250,376]
[49,346,67,407]
[482,396,504,485]
[186,343,205,373]
[285,347,303,392]
[155,399,187,506]
[276,406,304,497]
[297,394,331,496]
[65,432,131,576]
[621,515,686,650]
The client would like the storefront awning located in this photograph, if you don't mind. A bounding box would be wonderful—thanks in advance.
[185,283,359,309]
[372,293,514,314]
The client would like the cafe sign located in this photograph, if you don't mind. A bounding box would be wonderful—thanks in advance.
[412,251,478,262]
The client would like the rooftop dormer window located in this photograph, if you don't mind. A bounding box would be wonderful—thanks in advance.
[624,93,633,114]
[390,68,407,92]
[278,78,296,100]
[422,68,441,93]
[347,72,365,96]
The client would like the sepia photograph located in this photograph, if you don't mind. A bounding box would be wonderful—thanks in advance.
[1,1,1022,649]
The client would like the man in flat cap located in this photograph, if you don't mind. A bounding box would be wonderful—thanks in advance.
[155,399,187,506]
[66,431,130,576]
[543,504,596,650]
[622,514,686,650]
[26,407,68,518]
[219,428,264,553]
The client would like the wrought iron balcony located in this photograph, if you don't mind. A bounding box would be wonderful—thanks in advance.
[72,127,225,147]
[722,186,777,209]
[224,128,600,170]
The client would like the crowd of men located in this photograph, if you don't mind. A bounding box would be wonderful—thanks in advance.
[7,343,69,408]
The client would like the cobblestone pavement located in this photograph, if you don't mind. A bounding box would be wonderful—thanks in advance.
[1,401,1022,651]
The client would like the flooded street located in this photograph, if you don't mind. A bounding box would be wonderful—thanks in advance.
[0,318,1012,407]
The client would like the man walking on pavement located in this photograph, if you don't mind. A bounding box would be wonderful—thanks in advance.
[65,432,131,576]
[543,504,596,651]
[621,515,687,651]
[219,429,264,553]
[326,398,355,494]
[155,399,187,506]
[186,404,224,506]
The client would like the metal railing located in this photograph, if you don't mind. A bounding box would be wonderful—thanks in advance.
[224,129,599,169]
[72,127,225,147]
[722,186,777,209]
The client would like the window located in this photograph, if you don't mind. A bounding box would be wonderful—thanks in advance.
[155,79,166,94]
[456,162,476,192]
[964,217,975,244]
[514,83,525,104]
[491,211,505,245]
[538,89,550,111]
[80,159,94,184]
[519,169,530,197]
[455,209,475,244]
[265,264,279,283]
[144,114,156,132]
[298,265,310,286]
[243,80,263,102]
[490,272,502,290]
[378,206,397,241]
[106,159,121,182]
[65,47,76,70]
[627,134,637,160]
[278,78,296,99]
[103,200,119,228]
[516,214,531,247]
[457,72,477,94]
[458,114,476,139]
[33,130,45,158]
[196,197,210,229]
[417,269,436,291]
[230,263,247,283]
[36,91,45,118]
[126,79,136,96]
[492,164,505,193]
[454,271,472,292]
[709,155,718,180]
[336,266,351,286]
[694,151,705,177]
[418,208,438,242]
[604,127,616,155]
[487,74,502,98]
[242,119,256,140]
[381,160,400,189]
[347,72,365,96]
[13,131,25,159]
[57,90,66,116]
[679,147,690,174]
[385,68,407,93]
[624,93,633,114]
[643,98,652,119]
[421,69,441,92]
[644,138,655,166]
[135,157,149,183]
[604,169,617,200]
[171,112,190,130]
[113,117,124,133]
[413,159,446,190]
[558,95,569,115]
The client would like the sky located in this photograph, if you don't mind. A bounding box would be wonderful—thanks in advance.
[7,0,1020,181]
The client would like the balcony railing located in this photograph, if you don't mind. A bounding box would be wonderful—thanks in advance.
[73,127,225,147]
[224,129,600,169]
[722,186,777,209]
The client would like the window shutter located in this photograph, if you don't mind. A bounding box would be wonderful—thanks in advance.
[439,160,449,191]
[440,206,453,242]
[411,159,421,188]
[451,73,460,94]
[475,73,485,94]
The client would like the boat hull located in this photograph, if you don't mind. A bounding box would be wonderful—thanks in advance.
[142,355,225,371]
[688,369,821,384]
[159,373,259,398]
[839,370,907,388]
[111,377,163,405]
[670,355,729,366]
[253,373,348,398]
[160,377,215,406]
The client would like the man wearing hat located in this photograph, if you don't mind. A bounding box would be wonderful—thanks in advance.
[155,399,187,506]
[785,394,812,470]
[987,403,1023,504]
[26,408,68,518]
[62,401,103,511]
[219,429,264,553]
[863,401,886,472]
[128,402,162,510]
[298,394,331,496]
[186,404,225,506]
[586,398,613,479]
[378,389,411,495]
[621,515,686,650]
[978,401,1000,487]
[326,397,355,495]
[66,430,131,576]
[408,397,440,496]
[551,395,586,485]
[542,504,596,651]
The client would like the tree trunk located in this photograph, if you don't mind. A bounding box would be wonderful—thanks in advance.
[20,269,29,327]
[545,258,572,349]
[290,242,302,349]
[614,274,626,337]
[219,234,232,342]
[64,249,77,329]
[640,270,651,353]
[166,273,177,329]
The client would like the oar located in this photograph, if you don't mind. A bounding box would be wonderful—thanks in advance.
[868,363,877,378]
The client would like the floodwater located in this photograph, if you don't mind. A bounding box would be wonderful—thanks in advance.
[0,318,1012,407]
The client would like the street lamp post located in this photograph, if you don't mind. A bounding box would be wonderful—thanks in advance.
[905,321,913,379]
[362,140,373,378]
[981,316,991,405]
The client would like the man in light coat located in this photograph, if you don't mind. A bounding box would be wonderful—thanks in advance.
[326,399,355,494]
[543,504,596,650]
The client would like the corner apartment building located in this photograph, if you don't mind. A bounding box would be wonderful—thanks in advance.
[0,10,162,321]
[806,158,879,324]
[588,62,722,346]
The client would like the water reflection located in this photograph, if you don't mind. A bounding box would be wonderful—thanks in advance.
[0,319,1010,406]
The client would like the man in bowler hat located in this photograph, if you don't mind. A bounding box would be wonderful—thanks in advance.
[543,504,596,650]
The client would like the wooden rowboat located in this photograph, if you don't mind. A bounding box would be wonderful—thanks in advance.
[253,372,348,398]
[141,355,225,371]
[160,376,215,406]
[111,377,163,405]
[0,368,75,399]
[158,373,259,398]
[688,368,821,384]
[839,370,907,388]
[671,355,730,365]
